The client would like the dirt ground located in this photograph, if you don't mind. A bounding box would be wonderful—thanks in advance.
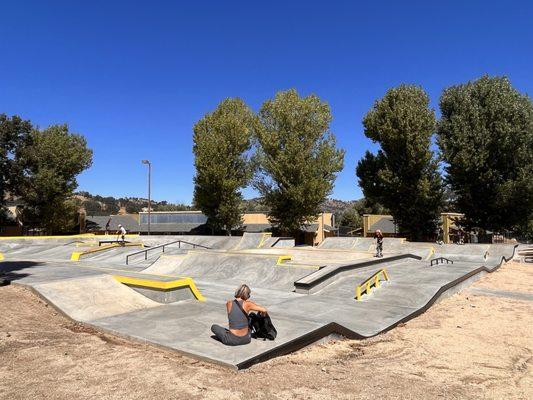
[0,261,531,400]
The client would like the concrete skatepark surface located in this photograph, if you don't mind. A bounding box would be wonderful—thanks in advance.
[0,234,516,369]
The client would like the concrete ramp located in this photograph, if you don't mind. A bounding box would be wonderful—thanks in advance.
[261,237,295,248]
[5,243,79,261]
[3,238,518,370]
[143,251,313,291]
[234,233,272,250]
[33,274,160,322]
[141,255,188,275]
[318,237,358,249]
[432,244,491,263]
[142,235,241,250]
[352,238,376,251]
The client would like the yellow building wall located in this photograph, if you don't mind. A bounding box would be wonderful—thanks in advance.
[242,213,270,225]
[441,212,464,244]
[363,214,394,237]
[242,212,334,246]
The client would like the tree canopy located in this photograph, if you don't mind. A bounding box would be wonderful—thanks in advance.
[438,76,533,237]
[0,114,32,223]
[193,98,256,235]
[16,125,93,233]
[356,85,443,240]
[254,89,345,234]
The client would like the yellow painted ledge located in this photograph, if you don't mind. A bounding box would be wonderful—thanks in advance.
[274,255,320,270]
[113,275,205,301]
[76,241,99,247]
[276,255,292,265]
[0,252,4,261]
[71,242,144,261]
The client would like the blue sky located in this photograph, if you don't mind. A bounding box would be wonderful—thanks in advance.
[1,1,532,204]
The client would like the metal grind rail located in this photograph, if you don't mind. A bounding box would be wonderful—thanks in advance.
[126,240,211,265]
[430,257,454,266]
[355,268,389,301]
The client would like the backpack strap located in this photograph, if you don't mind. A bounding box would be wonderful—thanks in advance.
[234,299,249,321]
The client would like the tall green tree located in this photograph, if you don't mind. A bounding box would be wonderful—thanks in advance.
[17,124,93,233]
[356,85,443,240]
[438,76,533,237]
[254,89,345,235]
[193,98,256,235]
[339,207,362,229]
[0,114,32,223]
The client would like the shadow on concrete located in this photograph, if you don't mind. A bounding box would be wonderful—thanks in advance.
[0,261,43,282]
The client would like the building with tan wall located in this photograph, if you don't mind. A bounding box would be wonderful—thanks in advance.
[363,214,397,237]
[83,210,335,245]
[362,212,466,243]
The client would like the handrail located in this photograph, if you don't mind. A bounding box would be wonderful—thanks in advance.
[355,268,389,301]
[126,240,211,265]
[430,257,454,266]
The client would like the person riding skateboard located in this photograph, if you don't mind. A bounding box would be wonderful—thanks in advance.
[116,224,127,245]
[374,229,384,258]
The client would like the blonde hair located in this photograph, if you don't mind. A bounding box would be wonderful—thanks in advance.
[234,284,251,300]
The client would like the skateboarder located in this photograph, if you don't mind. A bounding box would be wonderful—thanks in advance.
[374,229,384,258]
[436,227,444,245]
[116,224,127,245]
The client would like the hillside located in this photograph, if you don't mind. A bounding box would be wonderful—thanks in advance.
[74,192,191,216]
[241,197,362,216]
[75,191,368,219]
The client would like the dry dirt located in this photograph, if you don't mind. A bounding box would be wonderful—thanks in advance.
[0,261,531,400]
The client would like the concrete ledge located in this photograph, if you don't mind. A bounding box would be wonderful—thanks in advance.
[70,242,144,261]
[294,254,421,294]
[113,275,205,302]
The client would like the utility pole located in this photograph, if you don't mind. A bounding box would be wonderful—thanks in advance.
[141,160,151,235]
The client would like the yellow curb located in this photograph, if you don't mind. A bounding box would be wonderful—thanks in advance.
[113,275,205,301]
[70,242,143,261]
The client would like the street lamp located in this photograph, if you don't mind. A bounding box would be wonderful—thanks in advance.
[141,160,151,235]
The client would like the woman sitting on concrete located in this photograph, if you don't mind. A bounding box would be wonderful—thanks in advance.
[211,284,267,346]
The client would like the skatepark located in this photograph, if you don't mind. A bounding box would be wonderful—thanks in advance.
[0,232,517,369]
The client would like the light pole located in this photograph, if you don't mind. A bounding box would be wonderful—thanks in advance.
[141,160,151,235]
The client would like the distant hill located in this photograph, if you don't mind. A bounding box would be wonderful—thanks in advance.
[74,191,191,215]
[321,198,361,215]
[76,191,366,218]
[241,197,363,216]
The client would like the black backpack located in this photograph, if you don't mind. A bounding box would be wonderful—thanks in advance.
[248,312,277,341]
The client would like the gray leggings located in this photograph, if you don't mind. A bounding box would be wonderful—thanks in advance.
[211,324,251,346]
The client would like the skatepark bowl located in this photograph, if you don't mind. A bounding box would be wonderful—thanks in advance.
[0,233,516,369]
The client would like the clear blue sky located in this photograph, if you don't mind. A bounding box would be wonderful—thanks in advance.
[1,1,532,204]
